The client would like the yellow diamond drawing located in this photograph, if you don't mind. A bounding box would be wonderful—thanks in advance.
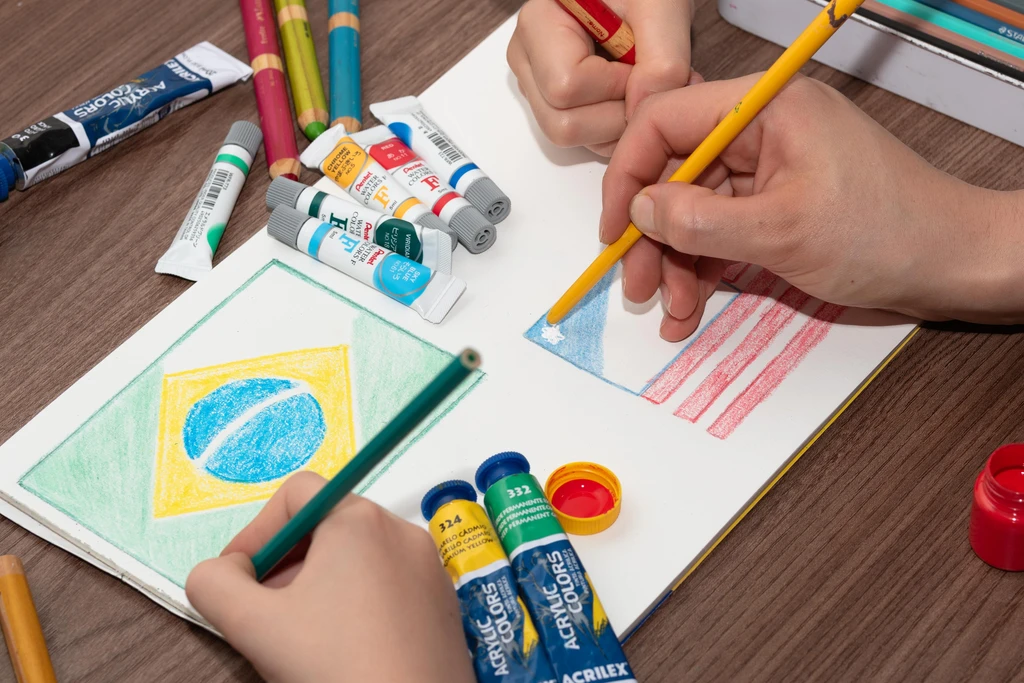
[153,346,356,518]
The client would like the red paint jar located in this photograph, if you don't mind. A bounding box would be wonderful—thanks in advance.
[970,443,1024,571]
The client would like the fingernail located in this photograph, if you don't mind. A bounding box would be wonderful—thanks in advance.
[660,283,673,315]
[630,193,656,236]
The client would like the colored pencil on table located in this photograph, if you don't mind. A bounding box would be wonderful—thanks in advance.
[554,0,636,64]
[328,0,362,132]
[273,0,329,141]
[0,556,56,683]
[251,348,482,580]
[547,0,867,325]
[239,0,302,180]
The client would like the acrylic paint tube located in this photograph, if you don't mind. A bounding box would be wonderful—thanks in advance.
[475,452,636,683]
[265,176,453,273]
[298,124,454,244]
[369,96,511,224]
[350,126,496,254]
[421,481,558,683]
[267,206,465,323]
[156,121,263,280]
[0,42,252,203]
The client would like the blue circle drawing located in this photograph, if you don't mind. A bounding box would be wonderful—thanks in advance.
[182,378,326,484]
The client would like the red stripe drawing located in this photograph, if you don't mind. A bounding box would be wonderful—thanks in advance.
[707,302,846,440]
[675,286,811,422]
[721,262,750,283]
[642,268,779,404]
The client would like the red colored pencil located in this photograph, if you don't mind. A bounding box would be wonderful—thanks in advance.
[239,0,301,180]
[554,0,636,64]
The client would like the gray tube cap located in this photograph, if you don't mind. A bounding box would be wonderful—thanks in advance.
[266,175,307,211]
[463,177,510,224]
[225,120,263,160]
[414,212,457,251]
[448,205,496,254]
[267,206,312,248]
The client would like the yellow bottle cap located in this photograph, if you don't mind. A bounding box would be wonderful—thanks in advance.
[544,462,622,535]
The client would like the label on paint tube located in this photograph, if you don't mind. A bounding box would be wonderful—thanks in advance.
[483,474,636,683]
[429,499,557,683]
[295,188,452,273]
[1,42,251,191]
[351,126,472,226]
[299,125,432,225]
[295,217,465,323]
[369,96,488,194]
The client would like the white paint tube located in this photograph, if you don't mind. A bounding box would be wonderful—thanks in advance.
[350,126,495,254]
[267,206,466,324]
[369,96,510,224]
[298,124,454,245]
[156,121,262,281]
[266,176,453,274]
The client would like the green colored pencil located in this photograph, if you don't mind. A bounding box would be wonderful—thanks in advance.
[274,0,329,141]
[251,348,481,580]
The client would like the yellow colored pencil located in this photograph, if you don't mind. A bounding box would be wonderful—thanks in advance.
[547,0,866,325]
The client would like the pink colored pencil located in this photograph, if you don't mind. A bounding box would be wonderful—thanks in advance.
[240,0,301,180]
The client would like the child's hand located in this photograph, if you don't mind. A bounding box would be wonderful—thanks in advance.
[186,473,473,683]
[508,0,694,156]
[600,74,1024,339]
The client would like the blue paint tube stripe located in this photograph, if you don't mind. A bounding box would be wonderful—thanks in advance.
[448,162,478,189]
[307,222,333,258]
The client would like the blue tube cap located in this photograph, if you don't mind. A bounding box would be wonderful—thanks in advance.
[0,156,13,202]
[475,451,531,494]
[421,480,477,521]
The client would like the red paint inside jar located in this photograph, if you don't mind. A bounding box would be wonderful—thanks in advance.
[551,479,615,518]
[994,467,1024,494]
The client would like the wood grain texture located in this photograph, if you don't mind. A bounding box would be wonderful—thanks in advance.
[0,0,1022,681]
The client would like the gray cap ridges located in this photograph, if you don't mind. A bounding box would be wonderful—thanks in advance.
[266,175,307,211]
[414,212,457,250]
[463,177,510,224]
[448,206,496,254]
[267,206,312,248]
[224,120,263,159]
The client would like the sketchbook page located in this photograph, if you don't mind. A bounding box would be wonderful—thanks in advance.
[0,15,917,635]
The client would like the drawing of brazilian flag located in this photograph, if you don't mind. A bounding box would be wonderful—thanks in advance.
[20,262,482,588]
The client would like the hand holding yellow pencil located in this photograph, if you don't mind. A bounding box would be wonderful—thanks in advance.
[547,0,866,325]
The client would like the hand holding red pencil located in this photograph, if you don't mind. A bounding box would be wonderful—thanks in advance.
[507,0,695,156]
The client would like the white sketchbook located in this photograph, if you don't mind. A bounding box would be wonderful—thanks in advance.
[0,16,917,637]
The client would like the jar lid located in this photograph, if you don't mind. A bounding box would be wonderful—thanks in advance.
[544,462,621,535]
[969,443,1024,571]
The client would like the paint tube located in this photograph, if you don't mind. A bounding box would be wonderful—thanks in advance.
[475,452,636,683]
[265,176,453,273]
[0,42,251,202]
[422,481,558,683]
[369,96,511,224]
[156,121,262,280]
[350,126,496,254]
[298,124,455,245]
[267,206,465,323]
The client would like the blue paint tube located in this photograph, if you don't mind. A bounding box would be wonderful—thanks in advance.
[422,481,557,683]
[0,42,251,202]
[476,452,636,683]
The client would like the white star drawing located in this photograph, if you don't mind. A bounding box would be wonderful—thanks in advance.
[540,325,565,345]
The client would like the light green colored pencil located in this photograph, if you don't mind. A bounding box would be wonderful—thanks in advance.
[274,0,329,140]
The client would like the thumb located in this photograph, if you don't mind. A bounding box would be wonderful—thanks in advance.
[629,182,777,266]
[186,552,270,637]
[624,0,693,115]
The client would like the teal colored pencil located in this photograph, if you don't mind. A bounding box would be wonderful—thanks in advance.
[877,0,1024,58]
[328,0,362,131]
[251,348,481,580]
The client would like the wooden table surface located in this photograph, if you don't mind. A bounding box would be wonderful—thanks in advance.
[2,0,1023,680]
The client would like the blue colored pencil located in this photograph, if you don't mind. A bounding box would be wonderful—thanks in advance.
[328,0,362,132]
[917,0,1024,44]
